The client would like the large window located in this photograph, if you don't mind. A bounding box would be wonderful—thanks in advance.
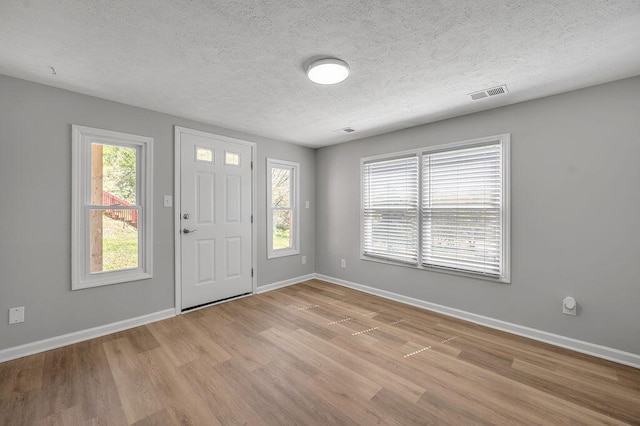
[267,158,299,259]
[72,125,153,289]
[362,134,510,282]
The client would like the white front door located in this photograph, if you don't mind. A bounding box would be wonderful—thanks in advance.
[178,128,254,310]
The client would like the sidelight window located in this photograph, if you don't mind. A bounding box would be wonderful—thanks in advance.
[267,158,299,259]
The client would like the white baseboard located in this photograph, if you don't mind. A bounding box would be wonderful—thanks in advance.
[4,274,638,370]
[0,308,175,363]
[256,273,316,294]
[315,274,640,369]
[0,273,313,364]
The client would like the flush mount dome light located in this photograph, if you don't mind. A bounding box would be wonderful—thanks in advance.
[307,58,350,85]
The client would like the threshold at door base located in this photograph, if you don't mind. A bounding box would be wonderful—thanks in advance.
[182,292,252,313]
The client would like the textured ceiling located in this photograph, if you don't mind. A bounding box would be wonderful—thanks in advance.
[1,1,639,147]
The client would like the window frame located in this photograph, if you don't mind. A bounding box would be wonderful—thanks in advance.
[71,125,153,290]
[266,158,300,259]
[360,134,510,283]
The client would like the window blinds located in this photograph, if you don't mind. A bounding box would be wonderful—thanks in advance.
[422,143,503,276]
[363,156,419,264]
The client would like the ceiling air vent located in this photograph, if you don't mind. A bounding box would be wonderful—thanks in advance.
[469,84,508,101]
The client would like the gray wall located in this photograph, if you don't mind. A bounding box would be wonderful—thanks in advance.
[0,74,315,350]
[2,71,638,357]
[315,76,640,355]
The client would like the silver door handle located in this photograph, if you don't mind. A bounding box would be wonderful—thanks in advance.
[183,228,197,234]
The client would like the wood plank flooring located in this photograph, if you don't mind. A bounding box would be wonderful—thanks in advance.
[1,279,639,425]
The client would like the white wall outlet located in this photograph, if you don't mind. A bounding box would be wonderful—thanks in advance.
[563,297,577,316]
[341,259,346,268]
[163,195,173,207]
[9,306,24,324]
[302,255,307,264]
[305,200,310,209]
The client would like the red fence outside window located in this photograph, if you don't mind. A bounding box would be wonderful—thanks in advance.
[102,191,138,228]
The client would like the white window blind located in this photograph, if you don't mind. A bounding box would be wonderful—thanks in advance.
[422,143,503,276]
[363,156,419,264]
[361,134,509,282]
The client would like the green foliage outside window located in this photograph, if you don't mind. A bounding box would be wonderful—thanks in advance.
[103,145,137,204]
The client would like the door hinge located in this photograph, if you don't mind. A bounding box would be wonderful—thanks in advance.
[251,215,253,223]
[251,161,253,170]
[251,268,254,277]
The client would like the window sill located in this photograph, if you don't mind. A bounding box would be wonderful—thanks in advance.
[360,254,510,284]
[267,249,300,260]
[72,271,152,290]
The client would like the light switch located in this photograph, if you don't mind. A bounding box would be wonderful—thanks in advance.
[163,195,173,207]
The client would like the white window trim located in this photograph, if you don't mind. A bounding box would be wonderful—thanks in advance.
[267,158,300,259]
[71,125,153,290]
[360,134,510,283]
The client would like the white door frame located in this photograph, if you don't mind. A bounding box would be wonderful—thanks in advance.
[173,126,257,315]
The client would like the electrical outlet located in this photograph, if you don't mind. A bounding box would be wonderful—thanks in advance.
[302,255,307,264]
[9,307,24,324]
[341,259,346,268]
[563,297,576,316]
[305,200,310,209]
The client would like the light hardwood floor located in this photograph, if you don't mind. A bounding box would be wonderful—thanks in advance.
[1,279,639,425]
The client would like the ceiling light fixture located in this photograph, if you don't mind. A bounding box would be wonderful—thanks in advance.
[307,58,350,85]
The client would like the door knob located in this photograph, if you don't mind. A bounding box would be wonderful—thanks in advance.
[183,228,197,234]
[182,213,190,219]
